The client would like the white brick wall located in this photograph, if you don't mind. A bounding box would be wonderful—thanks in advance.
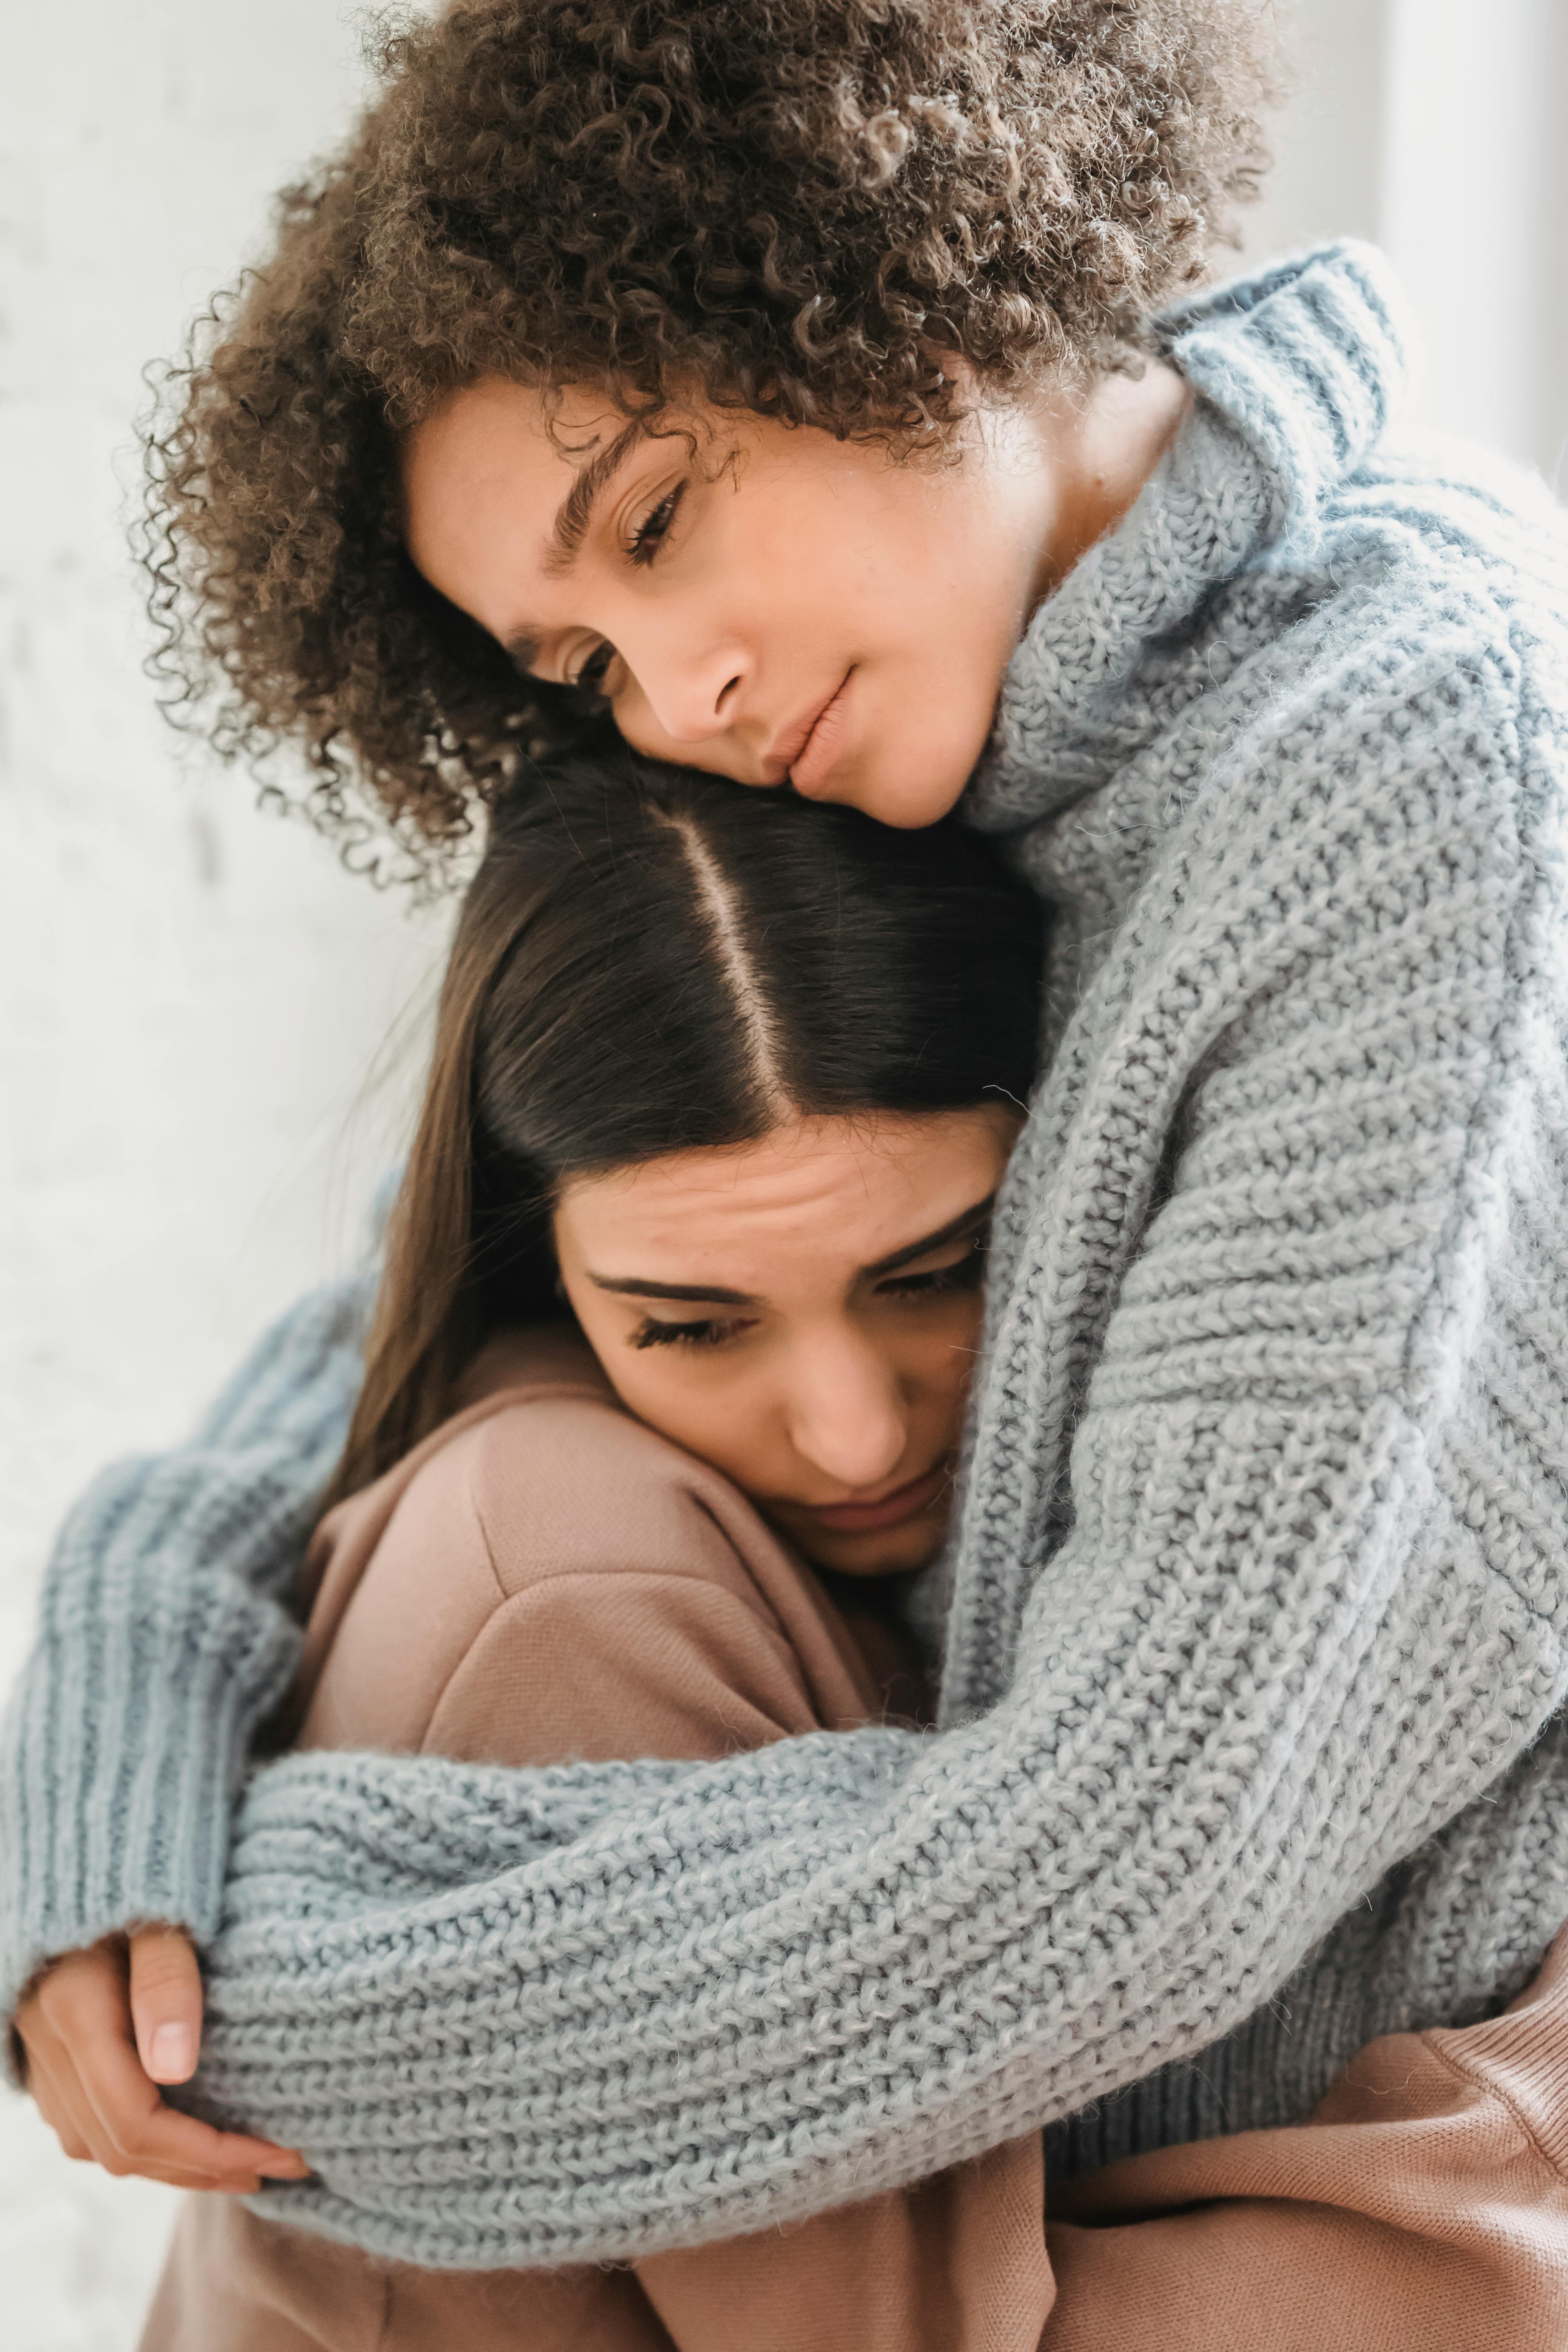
[1,2,1557,2341]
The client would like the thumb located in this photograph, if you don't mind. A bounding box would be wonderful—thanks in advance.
[128,1926,205,2085]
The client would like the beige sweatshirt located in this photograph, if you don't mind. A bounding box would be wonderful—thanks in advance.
[143,1331,1568,2352]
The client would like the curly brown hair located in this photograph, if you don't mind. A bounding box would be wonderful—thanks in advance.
[145,0,1279,864]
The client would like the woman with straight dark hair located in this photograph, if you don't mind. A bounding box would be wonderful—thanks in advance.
[136,750,1568,2349]
[333,737,1047,1506]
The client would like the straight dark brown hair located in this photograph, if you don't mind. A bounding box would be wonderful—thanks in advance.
[329,741,1045,1503]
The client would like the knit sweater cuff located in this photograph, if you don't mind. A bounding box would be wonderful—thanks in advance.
[0,1548,302,2047]
[0,1268,375,2061]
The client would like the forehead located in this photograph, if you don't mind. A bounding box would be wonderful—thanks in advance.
[409,377,632,475]
[555,1111,1007,1285]
[401,377,731,653]
[402,379,617,554]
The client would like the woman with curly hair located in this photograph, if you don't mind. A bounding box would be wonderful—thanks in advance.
[7,0,1568,2336]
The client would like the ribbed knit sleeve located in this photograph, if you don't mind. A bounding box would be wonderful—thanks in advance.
[0,1274,371,2033]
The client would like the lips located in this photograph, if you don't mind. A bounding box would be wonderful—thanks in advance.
[788,670,855,798]
[764,670,853,790]
[793,1461,951,1536]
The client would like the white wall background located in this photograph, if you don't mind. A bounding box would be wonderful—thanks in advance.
[0,2,1562,2342]
[0,11,451,2343]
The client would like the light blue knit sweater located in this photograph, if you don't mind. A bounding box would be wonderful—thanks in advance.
[5,243,1568,2267]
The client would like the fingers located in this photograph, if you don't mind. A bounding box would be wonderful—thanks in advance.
[62,1953,310,2185]
[29,2040,229,2190]
[36,2034,263,2189]
[24,2044,95,2163]
[129,1925,204,2084]
[86,2025,306,2186]
[20,1939,311,2192]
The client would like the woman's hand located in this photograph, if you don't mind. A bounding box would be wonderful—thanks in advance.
[14,1926,309,2192]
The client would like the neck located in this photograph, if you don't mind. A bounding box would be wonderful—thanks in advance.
[1027,361,1192,607]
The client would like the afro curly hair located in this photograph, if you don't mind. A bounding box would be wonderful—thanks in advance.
[144,0,1280,864]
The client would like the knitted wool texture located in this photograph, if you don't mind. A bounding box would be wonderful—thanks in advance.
[4,244,1568,2265]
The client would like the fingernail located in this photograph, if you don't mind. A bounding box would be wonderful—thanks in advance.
[149,2023,194,2080]
[257,2155,310,2180]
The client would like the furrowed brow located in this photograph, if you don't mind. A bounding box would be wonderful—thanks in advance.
[586,1197,996,1307]
[541,419,647,578]
[862,1194,996,1281]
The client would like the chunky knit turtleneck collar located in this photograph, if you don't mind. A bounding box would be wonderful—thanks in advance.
[968,241,1412,832]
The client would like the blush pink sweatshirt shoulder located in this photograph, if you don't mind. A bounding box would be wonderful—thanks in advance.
[142,1332,1568,2352]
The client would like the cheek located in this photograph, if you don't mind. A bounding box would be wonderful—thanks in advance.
[893,1306,985,1436]
[858,474,1024,641]
[939,1299,987,1397]
[836,585,1024,825]
[727,464,933,640]
[592,1346,782,1494]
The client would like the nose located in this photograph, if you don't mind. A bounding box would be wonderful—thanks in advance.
[784,1332,911,1492]
[614,618,750,748]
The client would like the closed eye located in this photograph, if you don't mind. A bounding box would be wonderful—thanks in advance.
[877,1234,988,1299]
[630,1314,755,1350]
[572,640,617,697]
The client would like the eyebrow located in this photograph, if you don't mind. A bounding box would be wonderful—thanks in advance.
[585,1193,997,1309]
[501,419,646,676]
[863,1193,995,1278]
[542,418,646,579]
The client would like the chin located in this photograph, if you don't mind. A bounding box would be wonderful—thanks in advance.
[851,724,993,830]
[855,782,967,830]
[806,1522,947,1579]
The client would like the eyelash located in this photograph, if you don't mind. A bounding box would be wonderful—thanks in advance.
[631,1315,751,1351]
[629,481,685,568]
[566,483,687,696]
[626,1238,988,1352]
[573,641,615,697]
[880,1236,988,1298]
